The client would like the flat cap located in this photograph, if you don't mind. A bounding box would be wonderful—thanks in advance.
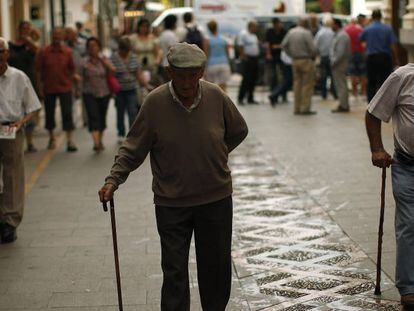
[167,42,207,68]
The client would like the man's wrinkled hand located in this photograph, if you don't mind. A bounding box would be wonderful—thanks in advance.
[372,150,393,168]
[98,183,117,203]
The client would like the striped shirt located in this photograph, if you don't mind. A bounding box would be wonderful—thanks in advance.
[110,53,139,91]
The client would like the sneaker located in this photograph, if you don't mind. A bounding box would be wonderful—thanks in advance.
[248,100,260,105]
[268,95,277,107]
[67,143,78,152]
[332,107,350,113]
[0,223,17,244]
[26,143,37,153]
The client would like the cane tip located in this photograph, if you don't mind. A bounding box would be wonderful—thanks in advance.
[374,287,381,296]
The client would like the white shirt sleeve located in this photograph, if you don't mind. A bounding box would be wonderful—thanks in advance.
[368,72,400,123]
[22,74,41,115]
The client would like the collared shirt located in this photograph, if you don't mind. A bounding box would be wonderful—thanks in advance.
[314,26,335,57]
[0,66,41,123]
[368,64,414,156]
[80,57,110,98]
[359,21,397,56]
[237,30,260,57]
[344,23,364,54]
[35,44,75,94]
[282,26,317,60]
[168,81,202,112]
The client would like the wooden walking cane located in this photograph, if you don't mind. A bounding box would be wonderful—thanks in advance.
[103,199,123,311]
[375,167,386,295]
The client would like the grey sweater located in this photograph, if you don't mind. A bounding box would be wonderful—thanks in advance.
[105,80,248,207]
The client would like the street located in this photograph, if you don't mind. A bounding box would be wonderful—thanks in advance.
[0,83,402,310]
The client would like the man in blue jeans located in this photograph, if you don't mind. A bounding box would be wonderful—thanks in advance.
[366,64,414,308]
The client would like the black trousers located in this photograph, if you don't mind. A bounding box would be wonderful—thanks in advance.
[366,53,393,102]
[44,92,74,131]
[83,94,110,132]
[155,196,233,311]
[238,56,259,103]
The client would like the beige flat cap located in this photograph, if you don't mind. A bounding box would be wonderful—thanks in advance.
[167,42,207,68]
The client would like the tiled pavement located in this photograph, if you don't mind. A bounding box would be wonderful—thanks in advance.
[0,85,402,310]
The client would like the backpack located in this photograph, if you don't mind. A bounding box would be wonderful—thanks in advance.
[185,26,203,49]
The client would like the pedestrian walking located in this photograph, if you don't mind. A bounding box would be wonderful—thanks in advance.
[99,42,248,310]
[204,20,231,92]
[237,21,260,105]
[8,21,39,153]
[268,50,293,106]
[80,37,115,153]
[330,18,351,113]
[176,11,206,51]
[282,18,318,115]
[129,18,161,86]
[265,18,286,94]
[365,63,414,309]
[314,18,337,100]
[344,17,367,98]
[359,9,398,102]
[111,36,150,144]
[158,15,179,83]
[0,37,42,244]
[36,27,78,152]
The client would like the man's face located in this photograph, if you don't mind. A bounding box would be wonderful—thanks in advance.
[249,23,257,34]
[19,23,31,38]
[52,28,63,44]
[65,29,77,43]
[167,67,204,99]
[0,43,9,67]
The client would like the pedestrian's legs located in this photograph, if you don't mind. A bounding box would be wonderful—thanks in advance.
[125,90,139,129]
[238,60,249,103]
[392,162,414,295]
[83,94,101,150]
[97,96,110,148]
[366,54,379,103]
[44,93,57,132]
[320,56,329,99]
[301,59,316,113]
[115,92,127,137]
[247,57,259,103]
[269,59,278,91]
[332,63,349,110]
[194,196,233,311]
[292,60,303,114]
[155,206,193,311]
[0,130,25,228]
[59,92,76,149]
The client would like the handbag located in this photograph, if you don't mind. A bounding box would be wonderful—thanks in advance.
[107,72,121,94]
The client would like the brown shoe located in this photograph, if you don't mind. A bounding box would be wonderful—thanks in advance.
[401,294,414,307]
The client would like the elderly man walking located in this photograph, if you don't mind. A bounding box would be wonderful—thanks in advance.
[330,18,351,113]
[99,43,248,310]
[0,38,41,243]
[366,64,414,309]
[282,18,318,115]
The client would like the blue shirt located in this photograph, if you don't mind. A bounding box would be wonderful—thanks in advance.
[359,21,397,55]
[207,35,228,66]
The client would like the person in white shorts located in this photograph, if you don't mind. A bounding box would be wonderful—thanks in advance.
[204,20,231,91]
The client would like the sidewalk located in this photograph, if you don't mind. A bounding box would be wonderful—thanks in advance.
[0,86,402,310]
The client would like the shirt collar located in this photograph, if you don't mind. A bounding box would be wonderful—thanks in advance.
[0,66,11,78]
[168,81,202,112]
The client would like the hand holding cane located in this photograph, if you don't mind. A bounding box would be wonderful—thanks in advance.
[374,167,386,295]
[103,199,123,311]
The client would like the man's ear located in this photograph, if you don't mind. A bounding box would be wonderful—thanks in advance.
[198,67,205,78]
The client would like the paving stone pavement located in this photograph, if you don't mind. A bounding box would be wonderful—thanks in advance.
[0,84,403,310]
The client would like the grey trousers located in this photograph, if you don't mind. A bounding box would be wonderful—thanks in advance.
[0,129,25,228]
[332,61,349,110]
[392,160,414,295]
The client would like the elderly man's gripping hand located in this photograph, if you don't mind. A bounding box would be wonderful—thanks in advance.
[98,183,117,203]
[371,149,393,168]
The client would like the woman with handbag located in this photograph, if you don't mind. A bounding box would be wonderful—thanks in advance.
[81,37,115,152]
[110,36,150,144]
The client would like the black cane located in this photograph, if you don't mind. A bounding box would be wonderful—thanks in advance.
[374,167,386,295]
[103,199,123,311]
